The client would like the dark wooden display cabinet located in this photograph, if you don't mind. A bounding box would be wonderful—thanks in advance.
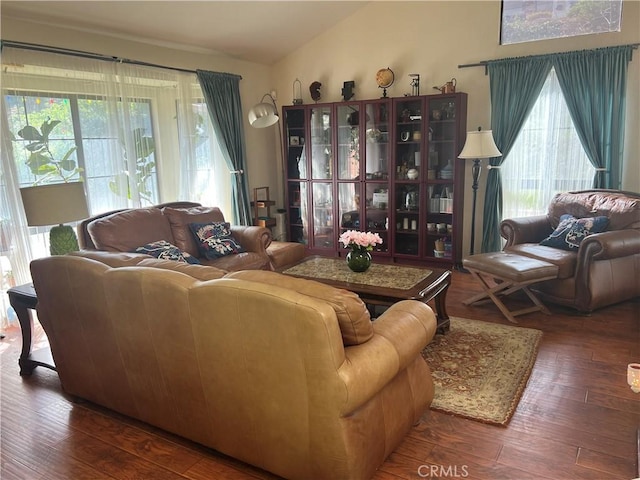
[283,92,467,267]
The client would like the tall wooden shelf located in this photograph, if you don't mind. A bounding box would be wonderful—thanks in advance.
[282,93,467,267]
[251,187,276,228]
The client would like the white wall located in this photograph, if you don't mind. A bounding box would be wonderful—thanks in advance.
[273,0,640,254]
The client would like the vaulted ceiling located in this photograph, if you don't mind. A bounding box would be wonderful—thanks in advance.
[1,1,368,65]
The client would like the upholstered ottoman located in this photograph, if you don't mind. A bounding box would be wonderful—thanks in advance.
[267,241,306,270]
[463,251,559,323]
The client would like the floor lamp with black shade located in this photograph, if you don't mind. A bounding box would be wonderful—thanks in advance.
[458,127,502,256]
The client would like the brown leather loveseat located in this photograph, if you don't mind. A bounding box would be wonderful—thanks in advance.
[77,201,273,271]
[500,189,640,312]
[30,254,437,480]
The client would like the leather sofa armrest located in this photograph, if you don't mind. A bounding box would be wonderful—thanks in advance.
[500,215,552,247]
[337,300,436,414]
[230,226,272,254]
[573,229,640,312]
[579,229,640,261]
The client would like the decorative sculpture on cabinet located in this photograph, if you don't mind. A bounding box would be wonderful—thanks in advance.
[310,81,322,102]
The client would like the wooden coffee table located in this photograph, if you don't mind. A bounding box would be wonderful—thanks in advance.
[281,256,451,333]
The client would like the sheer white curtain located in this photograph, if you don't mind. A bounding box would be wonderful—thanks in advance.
[501,68,594,220]
[175,84,230,208]
[1,99,34,328]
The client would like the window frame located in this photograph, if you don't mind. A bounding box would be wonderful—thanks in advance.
[5,90,161,206]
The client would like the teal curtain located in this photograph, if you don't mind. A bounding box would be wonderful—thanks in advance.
[551,45,636,189]
[196,70,252,225]
[482,57,552,252]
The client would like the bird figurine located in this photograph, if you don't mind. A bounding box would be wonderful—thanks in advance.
[309,81,322,102]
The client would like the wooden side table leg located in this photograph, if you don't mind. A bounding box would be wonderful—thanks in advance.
[11,298,35,375]
[8,284,47,376]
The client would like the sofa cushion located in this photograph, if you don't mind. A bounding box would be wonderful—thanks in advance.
[137,258,226,280]
[162,206,226,257]
[134,240,200,264]
[199,252,271,271]
[539,214,609,251]
[69,250,152,267]
[189,222,245,259]
[88,207,174,252]
[548,191,640,230]
[225,270,374,346]
[505,243,577,279]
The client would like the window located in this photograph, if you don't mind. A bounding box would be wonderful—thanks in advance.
[501,68,594,219]
[1,46,231,271]
[501,0,622,45]
[6,92,159,212]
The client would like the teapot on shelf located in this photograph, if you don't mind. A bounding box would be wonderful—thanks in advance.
[433,78,457,94]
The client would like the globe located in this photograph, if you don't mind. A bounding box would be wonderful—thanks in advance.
[376,68,394,88]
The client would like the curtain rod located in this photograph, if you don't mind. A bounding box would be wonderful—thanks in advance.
[458,43,639,73]
[1,39,199,75]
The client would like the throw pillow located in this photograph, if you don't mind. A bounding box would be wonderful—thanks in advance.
[189,222,245,259]
[162,206,226,257]
[134,240,201,264]
[539,214,609,251]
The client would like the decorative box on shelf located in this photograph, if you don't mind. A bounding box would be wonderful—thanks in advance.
[440,197,454,214]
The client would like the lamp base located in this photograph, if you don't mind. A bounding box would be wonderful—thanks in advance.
[49,224,79,255]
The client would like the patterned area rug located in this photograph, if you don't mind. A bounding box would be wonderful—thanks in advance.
[421,317,543,426]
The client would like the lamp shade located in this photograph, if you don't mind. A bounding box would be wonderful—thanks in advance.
[20,182,89,226]
[458,130,502,159]
[248,102,279,128]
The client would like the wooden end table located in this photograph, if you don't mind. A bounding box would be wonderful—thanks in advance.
[7,283,56,376]
[281,256,451,334]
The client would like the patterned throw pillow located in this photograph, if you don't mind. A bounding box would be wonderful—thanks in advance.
[189,222,245,259]
[134,240,201,264]
[539,214,609,251]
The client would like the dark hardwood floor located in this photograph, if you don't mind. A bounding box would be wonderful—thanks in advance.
[1,270,639,479]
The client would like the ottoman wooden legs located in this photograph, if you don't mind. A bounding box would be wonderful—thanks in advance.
[462,252,559,323]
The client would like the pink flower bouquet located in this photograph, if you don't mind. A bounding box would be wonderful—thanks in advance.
[339,230,383,252]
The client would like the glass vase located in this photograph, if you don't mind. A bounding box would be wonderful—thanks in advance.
[346,248,372,272]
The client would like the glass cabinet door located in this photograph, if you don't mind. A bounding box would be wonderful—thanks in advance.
[284,108,307,180]
[311,182,334,249]
[364,183,389,252]
[425,96,457,260]
[287,182,307,244]
[395,98,423,181]
[338,181,360,233]
[310,106,332,180]
[394,97,424,257]
[284,107,308,244]
[337,103,360,181]
[363,100,390,253]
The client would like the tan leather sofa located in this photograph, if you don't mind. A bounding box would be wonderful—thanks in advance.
[30,254,436,480]
[77,201,274,271]
[500,189,640,312]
